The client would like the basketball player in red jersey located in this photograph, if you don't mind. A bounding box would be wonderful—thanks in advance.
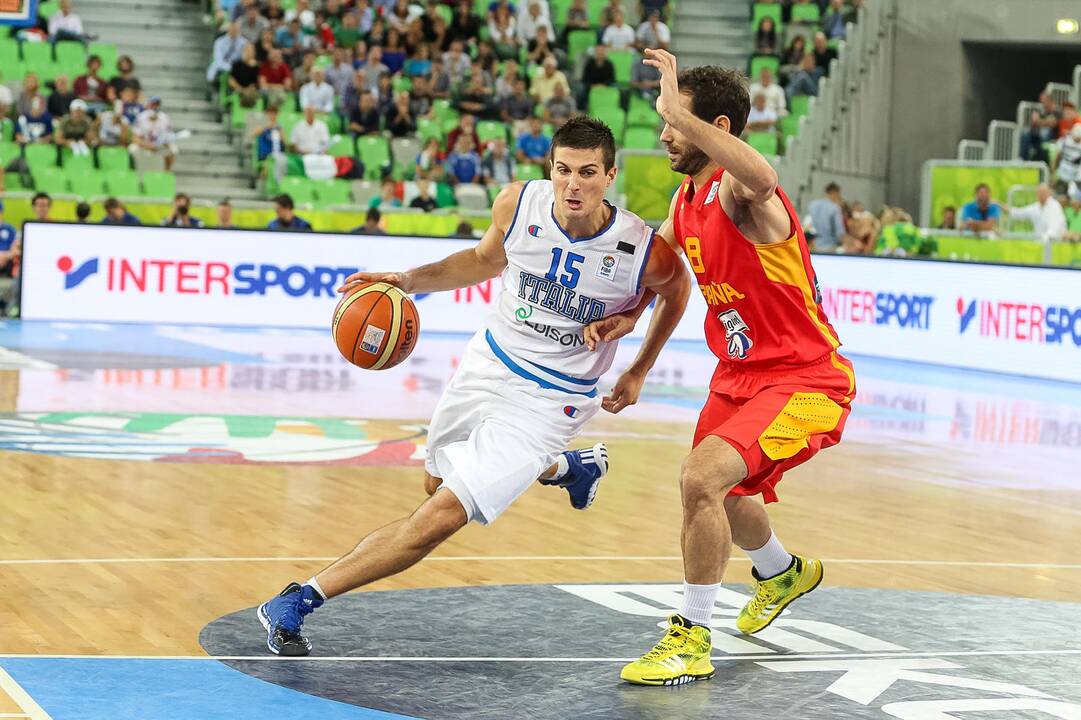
[620,50,856,685]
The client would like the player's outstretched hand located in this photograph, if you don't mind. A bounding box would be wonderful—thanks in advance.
[337,271,410,294]
[584,312,637,351]
[602,369,645,414]
[642,48,680,124]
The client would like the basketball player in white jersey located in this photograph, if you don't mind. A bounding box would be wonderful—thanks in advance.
[257,116,692,655]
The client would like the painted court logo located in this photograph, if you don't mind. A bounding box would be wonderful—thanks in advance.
[57,256,99,289]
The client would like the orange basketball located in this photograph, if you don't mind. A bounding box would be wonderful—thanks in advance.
[331,281,420,370]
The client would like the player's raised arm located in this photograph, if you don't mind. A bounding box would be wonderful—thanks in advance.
[337,183,522,295]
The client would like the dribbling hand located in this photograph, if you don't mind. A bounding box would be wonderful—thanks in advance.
[584,312,637,351]
[602,369,645,414]
[337,271,411,295]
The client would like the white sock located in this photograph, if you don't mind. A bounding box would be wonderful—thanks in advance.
[549,454,570,483]
[679,581,722,626]
[305,576,328,600]
[744,531,793,579]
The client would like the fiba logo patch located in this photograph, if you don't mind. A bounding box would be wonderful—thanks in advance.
[596,254,619,281]
[718,308,753,360]
[57,256,99,289]
[527,224,544,238]
[563,405,578,418]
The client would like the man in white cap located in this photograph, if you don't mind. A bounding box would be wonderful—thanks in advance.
[130,96,178,170]
[57,99,93,156]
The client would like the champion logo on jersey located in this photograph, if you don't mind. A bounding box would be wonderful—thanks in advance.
[527,224,544,238]
[563,405,579,418]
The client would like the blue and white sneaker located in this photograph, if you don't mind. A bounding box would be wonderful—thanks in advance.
[558,443,609,510]
[257,582,323,656]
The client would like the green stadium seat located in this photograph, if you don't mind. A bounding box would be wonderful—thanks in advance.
[745,131,779,156]
[25,144,59,170]
[0,119,13,143]
[97,145,132,172]
[778,113,800,140]
[752,3,782,29]
[326,135,355,157]
[325,113,343,135]
[87,42,119,80]
[392,75,413,93]
[55,41,86,76]
[476,120,507,144]
[585,0,606,24]
[608,50,635,86]
[33,166,68,194]
[789,94,812,118]
[515,163,544,181]
[626,95,660,128]
[231,94,264,130]
[37,0,60,19]
[440,109,461,135]
[3,61,27,84]
[790,3,820,23]
[68,169,106,198]
[749,55,780,79]
[105,171,141,197]
[548,0,571,28]
[279,176,318,204]
[0,38,19,69]
[61,148,94,171]
[588,85,621,114]
[435,3,453,25]
[141,171,176,199]
[356,136,392,179]
[593,107,626,141]
[416,117,444,144]
[279,112,302,139]
[624,126,659,150]
[0,141,20,166]
[567,30,597,62]
[313,178,352,206]
[21,41,53,67]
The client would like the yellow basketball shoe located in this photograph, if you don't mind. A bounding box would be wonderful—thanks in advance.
[736,554,823,635]
[620,615,715,686]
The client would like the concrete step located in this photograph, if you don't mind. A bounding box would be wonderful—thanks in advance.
[681,0,749,20]
[676,23,745,42]
[678,51,748,71]
[676,34,751,56]
[175,179,264,201]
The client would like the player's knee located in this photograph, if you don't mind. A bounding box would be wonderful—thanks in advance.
[680,444,747,511]
[410,489,468,549]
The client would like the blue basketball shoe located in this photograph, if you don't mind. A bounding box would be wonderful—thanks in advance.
[257,582,324,656]
[545,443,608,509]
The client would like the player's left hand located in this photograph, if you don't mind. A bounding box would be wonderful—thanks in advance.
[584,312,637,351]
[602,369,645,414]
[643,48,681,124]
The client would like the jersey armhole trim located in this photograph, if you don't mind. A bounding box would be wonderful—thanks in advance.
[502,180,531,244]
[635,229,656,293]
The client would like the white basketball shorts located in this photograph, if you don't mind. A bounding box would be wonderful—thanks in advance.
[424,331,601,525]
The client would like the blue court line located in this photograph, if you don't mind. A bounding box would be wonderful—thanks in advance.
[0,658,417,720]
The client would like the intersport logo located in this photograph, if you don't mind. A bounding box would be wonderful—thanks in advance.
[956,297,1081,346]
[57,256,100,289]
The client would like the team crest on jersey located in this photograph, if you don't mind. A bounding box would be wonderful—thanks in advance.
[563,405,579,418]
[596,254,619,281]
[718,308,753,360]
[704,181,720,205]
[528,224,544,238]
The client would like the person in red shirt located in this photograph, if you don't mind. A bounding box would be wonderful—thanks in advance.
[617,50,856,686]
[258,49,294,100]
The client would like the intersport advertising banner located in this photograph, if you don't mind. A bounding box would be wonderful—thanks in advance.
[20,223,1081,382]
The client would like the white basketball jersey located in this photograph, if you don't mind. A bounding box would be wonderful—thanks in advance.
[484,180,654,396]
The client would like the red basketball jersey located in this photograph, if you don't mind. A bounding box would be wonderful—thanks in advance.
[673,168,845,376]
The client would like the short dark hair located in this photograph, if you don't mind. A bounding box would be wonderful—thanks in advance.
[219,198,231,207]
[103,197,121,210]
[275,194,294,209]
[677,65,750,138]
[367,208,381,222]
[76,201,91,219]
[825,182,840,194]
[943,205,956,213]
[550,114,616,170]
[975,183,990,193]
[32,192,51,205]
[175,192,191,203]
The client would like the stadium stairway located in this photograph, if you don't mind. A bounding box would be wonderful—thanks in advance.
[77,0,264,201]
[672,0,749,75]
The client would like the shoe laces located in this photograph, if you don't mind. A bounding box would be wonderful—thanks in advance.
[746,580,780,619]
[274,590,318,633]
[642,622,697,661]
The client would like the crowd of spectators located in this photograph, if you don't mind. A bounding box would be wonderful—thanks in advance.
[935,179,1081,243]
[206,0,672,201]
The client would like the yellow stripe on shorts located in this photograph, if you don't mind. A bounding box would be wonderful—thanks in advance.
[758,392,844,461]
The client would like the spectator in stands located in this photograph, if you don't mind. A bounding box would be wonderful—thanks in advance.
[386,0,412,34]
[1054,124,1081,197]
[753,17,778,55]
[268,194,313,231]
[208,21,249,84]
[101,197,141,225]
[636,9,670,51]
[368,179,402,210]
[449,0,482,46]
[131,98,178,171]
[230,43,261,108]
[807,182,844,251]
[325,47,354,98]
[75,202,91,222]
[118,87,144,124]
[563,0,591,40]
[162,193,204,228]
[1005,183,1067,242]
[811,32,836,78]
[16,97,54,145]
[254,28,276,64]
[32,193,52,222]
[822,0,846,40]
[49,0,90,44]
[299,68,335,115]
[286,0,316,29]
[252,105,287,183]
[333,12,362,52]
[291,104,330,156]
[93,104,129,147]
[638,0,668,22]
[749,67,787,118]
[341,69,367,115]
[349,92,383,136]
[527,26,566,69]
[441,40,471,86]
[454,220,476,237]
[239,3,270,45]
[352,207,386,235]
[430,58,453,99]
[108,56,141,101]
[264,0,286,24]
[518,0,554,45]
[960,183,1002,233]
[410,178,438,212]
[494,59,519,100]
[516,116,551,166]
[16,74,42,119]
[501,78,535,135]
[937,206,957,230]
[841,201,881,255]
[47,75,76,118]
[779,34,807,83]
[582,44,616,106]
[259,49,294,105]
[531,55,570,104]
[354,0,376,34]
[386,91,418,137]
[56,99,93,156]
[457,72,495,118]
[481,137,516,184]
[489,5,519,59]
[745,93,778,134]
[75,56,109,111]
[373,72,395,115]
[598,0,623,28]
[445,135,483,185]
[216,199,235,229]
[785,53,818,103]
[1065,196,1081,241]
[360,47,391,93]
[1059,102,1081,139]
[277,18,312,66]
[416,137,445,178]
[405,43,433,78]
[409,75,434,117]
[1020,92,1060,163]
[545,81,577,127]
[601,9,635,50]
[0,201,16,281]
[383,30,409,75]
[447,114,481,156]
[630,49,661,100]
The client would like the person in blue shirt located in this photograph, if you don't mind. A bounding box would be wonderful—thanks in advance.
[162,193,205,228]
[16,97,54,145]
[960,183,1003,233]
[515,116,551,166]
[0,200,18,279]
[101,197,142,225]
[444,135,482,184]
[267,194,313,231]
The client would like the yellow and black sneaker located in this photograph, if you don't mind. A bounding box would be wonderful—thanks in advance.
[620,614,715,686]
[736,554,823,635]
